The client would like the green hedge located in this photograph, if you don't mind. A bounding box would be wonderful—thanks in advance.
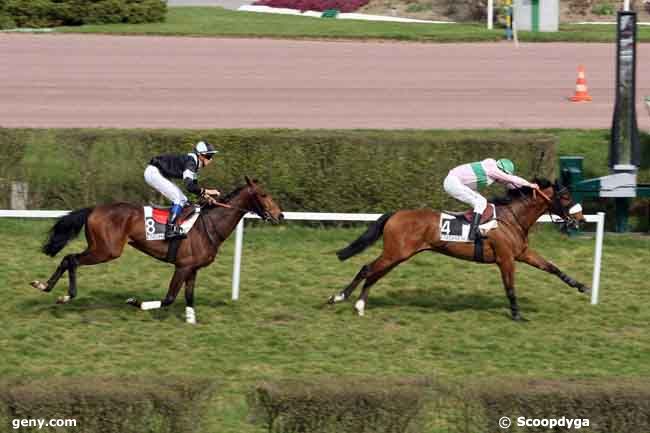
[1,0,166,28]
[249,377,650,433]
[0,376,215,433]
[0,128,556,212]
[470,378,650,433]
[248,377,432,433]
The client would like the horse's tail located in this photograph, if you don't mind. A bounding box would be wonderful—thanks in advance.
[336,212,394,261]
[42,207,94,257]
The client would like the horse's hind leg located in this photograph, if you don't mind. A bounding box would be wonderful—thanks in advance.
[354,256,402,316]
[31,254,77,294]
[328,264,371,304]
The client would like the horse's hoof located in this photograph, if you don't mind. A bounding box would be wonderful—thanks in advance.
[126,298,140,307]
[328,293,346,304]
[511,314,528,322]
[579,286,591,294]
[56,295,71,304]
[30,280,48,292]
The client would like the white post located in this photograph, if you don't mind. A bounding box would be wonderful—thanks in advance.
[487,0,494,29]
[512,7,519,48]
[231,218,245,301]
[591,212,605,305]
[624,0,630,11]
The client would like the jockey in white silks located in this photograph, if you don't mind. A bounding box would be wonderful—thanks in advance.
[144,141,220,239]
[443,158,539,240]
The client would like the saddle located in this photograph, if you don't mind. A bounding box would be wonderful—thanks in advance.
[149,204,196,225]
[444,205,495,225]
[143,204,201,242]
[439,204,497,243]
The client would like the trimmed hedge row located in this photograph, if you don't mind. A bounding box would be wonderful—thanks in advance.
[248,377,432,433]
[471,378,650,433]
[249,377,650,433]
[0,377,215,433]
[0,0,166,29]
[0,129,556,212]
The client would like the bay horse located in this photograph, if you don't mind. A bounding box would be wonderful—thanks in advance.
[329,178,588,321]
[31,177,283,324]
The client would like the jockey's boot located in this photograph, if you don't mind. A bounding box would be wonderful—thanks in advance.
[468,212,482,241]
[165,204,186,240]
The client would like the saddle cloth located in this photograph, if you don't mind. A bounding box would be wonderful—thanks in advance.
[439,204,498,242]
[143,205,201,241]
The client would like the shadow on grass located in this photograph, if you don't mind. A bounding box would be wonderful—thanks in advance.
[370,289,538,313]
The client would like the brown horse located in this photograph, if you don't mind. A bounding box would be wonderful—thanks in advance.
[329,178,588,321]
[31,177,283,324]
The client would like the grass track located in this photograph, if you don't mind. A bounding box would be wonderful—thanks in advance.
[1,219,649,431]
[57,7,650,42]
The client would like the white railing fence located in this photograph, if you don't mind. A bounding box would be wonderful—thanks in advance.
[0,210,605,305]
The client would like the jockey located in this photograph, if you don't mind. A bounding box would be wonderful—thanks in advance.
[443,158,539,241]
[144,141,221,240]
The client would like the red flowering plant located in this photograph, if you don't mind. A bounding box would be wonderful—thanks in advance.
[254,0,369,12]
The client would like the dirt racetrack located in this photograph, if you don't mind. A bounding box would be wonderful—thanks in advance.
[2,33,650,129]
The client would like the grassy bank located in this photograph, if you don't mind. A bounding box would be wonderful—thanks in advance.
[56,7,650,42]
[1,220,649,431]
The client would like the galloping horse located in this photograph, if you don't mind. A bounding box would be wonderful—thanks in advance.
[31,177,283,324]
[329,178,588,321]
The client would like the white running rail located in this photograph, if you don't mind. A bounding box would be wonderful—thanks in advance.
[0,210,605,305]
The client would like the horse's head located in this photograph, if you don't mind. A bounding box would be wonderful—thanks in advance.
[244,176,284,223]
[546,180,585,231]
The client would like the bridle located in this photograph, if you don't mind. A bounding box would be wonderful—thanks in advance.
[535,184,580,231]
[502,184,578,234]
[206,187,273,221]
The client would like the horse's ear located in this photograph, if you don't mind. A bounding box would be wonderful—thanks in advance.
[245,176,253,186]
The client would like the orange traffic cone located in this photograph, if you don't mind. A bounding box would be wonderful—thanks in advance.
[569,65,592,102]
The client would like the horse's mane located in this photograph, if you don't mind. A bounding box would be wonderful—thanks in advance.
[490,177,553,206]
[198,184,247,210]
[218,185,246,203]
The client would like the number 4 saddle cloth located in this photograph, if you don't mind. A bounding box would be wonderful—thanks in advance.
[439,204,498,242]
[143,205,202,241]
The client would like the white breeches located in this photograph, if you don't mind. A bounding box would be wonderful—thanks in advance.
[443,175,487,214]
[144,165,188,205]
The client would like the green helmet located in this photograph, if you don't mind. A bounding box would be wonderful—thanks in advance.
[497,159,515,175]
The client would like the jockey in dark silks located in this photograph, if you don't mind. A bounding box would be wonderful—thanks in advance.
[144,141,220,239]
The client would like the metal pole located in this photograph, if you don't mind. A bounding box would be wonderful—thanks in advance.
[487,0,494,29]
[231,218,244,300]
[591,212,605,305]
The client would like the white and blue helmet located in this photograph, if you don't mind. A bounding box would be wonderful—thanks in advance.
[195,141,218,159]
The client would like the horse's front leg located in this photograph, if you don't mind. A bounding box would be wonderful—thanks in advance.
[496,256,524,321]
[184,269,198,324]
[127,266,193,316]
[517,248,590,294]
